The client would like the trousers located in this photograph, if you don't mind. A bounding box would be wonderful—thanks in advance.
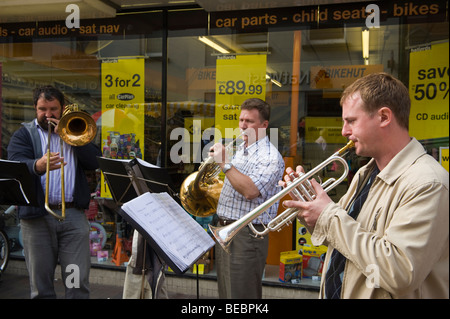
[20,208,91,299]
[215,223,269,299]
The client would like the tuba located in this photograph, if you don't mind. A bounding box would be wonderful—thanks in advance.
[179,133,244,217]
[44,104,97,221]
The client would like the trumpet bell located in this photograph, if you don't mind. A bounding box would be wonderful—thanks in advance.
[58,105,97,146]
[208,224,231,252]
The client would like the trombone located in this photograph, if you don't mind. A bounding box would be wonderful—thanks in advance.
[209,140,355,252]
[44,104,97,221]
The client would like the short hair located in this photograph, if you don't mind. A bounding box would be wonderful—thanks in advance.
[241,98,271,123]
[340,72,410,130]
[32,85,65,109]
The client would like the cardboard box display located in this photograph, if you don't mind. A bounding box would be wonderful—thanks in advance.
[300,244,327,278]
[279,250,302,283]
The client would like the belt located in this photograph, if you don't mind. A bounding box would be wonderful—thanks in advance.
[49,202,75,210]
[217,217,236,226]
[218,217,265,228]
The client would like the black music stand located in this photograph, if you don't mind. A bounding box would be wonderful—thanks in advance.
[96,157,177,299]
[0,159,38,207]
[97,157,178,205]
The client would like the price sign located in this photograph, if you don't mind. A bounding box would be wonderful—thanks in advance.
[100,58,145,197]
[409,42,449,140]
[215,54,266,138]
[217,80,264,96]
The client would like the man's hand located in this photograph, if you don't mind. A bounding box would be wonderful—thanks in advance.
[209,143,227,168]
[280,166,333,228]
[35,152,66,174]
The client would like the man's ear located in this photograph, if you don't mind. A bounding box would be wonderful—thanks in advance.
[378,107,392,128]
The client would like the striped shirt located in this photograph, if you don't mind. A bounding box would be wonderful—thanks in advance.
[217,135,285,224]
[36,119,76,205]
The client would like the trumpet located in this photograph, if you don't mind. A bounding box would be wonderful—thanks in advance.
[209,140,355,252]
[44,104,97,221]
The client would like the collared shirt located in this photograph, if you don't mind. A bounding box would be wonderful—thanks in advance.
[313,138,449,299]
[217,135,285,224]
[36,119,76,205]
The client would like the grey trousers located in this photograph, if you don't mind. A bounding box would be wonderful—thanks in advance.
[215,224,269,299]
[20,208,91,299]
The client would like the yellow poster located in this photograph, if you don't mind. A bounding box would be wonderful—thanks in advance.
[100,58,145,197]
[215,54,267,139]
[440,147,449,172]
[409,42,449,140]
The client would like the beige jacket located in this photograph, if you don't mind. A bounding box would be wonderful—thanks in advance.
[312,138,449,299]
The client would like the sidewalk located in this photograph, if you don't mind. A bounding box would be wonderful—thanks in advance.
[0,271,200,299]
[0,271,124,299]
[2,258,319,299]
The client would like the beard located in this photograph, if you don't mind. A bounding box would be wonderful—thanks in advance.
[37,116,56,131]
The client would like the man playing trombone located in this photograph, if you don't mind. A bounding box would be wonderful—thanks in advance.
[282,73,449,299]
[209,98,284,299]
[7,85,101,298]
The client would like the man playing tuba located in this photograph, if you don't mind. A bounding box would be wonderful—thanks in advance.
[209,98,285,299]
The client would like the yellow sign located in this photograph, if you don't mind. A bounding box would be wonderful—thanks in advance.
[296,220,327,253]
[215,54,267,139]
[100,58,145,197]
[441,147,449,172]
[409,42,449,140]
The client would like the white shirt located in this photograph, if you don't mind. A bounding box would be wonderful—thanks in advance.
[36,119,76,205]
[217,135,285,224]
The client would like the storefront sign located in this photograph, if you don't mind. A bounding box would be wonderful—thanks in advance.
[215,54,267,139]
[209,0,447,33]
[100,58,145,197]
[0,13,162,42]
[310,64,383,89]
[186,67,216,90]
[409,42,449,140]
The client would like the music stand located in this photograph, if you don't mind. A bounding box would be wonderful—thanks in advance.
[97,157,178,205]
[0,159,38,207]
[96,156,177,299]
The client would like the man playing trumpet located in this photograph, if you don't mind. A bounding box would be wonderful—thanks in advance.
[282,73,449,299]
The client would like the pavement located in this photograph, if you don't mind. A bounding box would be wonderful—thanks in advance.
[0,271,193,299]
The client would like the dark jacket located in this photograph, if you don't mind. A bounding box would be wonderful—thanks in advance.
[7,120,102,219]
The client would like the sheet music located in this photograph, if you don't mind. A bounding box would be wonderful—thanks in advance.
[121,192,214,272]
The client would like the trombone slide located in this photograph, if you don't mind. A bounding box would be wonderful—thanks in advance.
[44,104,97,221]
[44,123,65,221]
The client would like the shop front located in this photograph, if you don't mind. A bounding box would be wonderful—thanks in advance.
[1,0,448,292]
